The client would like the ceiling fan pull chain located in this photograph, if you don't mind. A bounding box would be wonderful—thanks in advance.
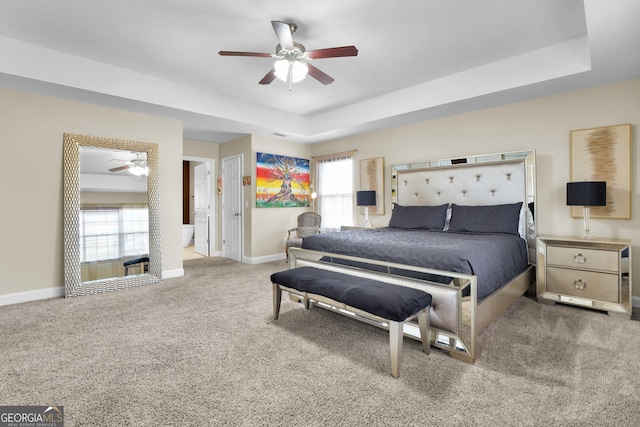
[288,62,293,91]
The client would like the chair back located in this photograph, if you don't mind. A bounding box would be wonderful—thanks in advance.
[296,212,322,238]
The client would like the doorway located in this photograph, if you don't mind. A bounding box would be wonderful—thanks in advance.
[183,156,215,259]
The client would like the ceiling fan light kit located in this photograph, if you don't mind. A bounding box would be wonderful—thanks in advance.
[274,59,308,83]
[129,165,149,177]
[219,20,358,90]
[108,152,149,176]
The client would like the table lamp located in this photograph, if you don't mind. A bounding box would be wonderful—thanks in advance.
[566,181,606,240]
[356,190,376,228]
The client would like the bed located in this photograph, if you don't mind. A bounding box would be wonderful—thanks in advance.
[287,150,537,363]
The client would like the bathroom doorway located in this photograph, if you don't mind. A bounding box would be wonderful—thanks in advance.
[183,156,216,260]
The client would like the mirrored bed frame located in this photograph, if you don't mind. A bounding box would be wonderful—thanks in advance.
[288,150,537,363]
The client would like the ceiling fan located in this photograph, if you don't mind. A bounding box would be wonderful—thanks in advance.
[219,21,358,89]
[109,153,148,176]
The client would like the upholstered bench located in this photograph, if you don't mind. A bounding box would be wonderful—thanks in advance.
[270,266,432,378]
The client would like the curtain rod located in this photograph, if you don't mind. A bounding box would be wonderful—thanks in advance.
[312,149,358,161]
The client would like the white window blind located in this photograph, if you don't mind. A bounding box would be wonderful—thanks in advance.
[80,204,149,262]
[316,153,354,231]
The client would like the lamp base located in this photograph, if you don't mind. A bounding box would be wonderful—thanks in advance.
[363,206,372,228]
[580,206,596,240]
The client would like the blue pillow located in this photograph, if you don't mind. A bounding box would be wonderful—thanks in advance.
[388,203,449,230]
[447,202,523,235]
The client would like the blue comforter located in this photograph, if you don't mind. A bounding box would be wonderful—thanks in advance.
[301,228,529,300]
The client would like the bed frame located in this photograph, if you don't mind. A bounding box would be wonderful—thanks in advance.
[290,150,537,363]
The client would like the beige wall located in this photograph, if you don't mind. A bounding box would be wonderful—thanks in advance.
[183,139,219,159]
[81,191,148,204]
[250,136,312,259]
[311,78,640,297]
[0,88,183,297]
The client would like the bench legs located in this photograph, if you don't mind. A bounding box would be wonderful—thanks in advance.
[389,321,403,378]
[273,283,311,321]
[389,307,431,378]
[273,283,282,320]
[417,310,431,355]
[272,282,431,379]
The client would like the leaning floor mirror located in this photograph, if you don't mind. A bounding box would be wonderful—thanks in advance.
[63,133,161,297]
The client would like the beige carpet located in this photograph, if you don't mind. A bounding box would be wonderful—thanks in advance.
[1,258,639,426]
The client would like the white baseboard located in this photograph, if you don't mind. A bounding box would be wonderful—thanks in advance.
[244,253,287,264]
[162,268,184,279]
[0,287,64,307]
[0,270,185,307]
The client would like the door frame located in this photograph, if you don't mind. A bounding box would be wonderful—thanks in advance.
[222,154,243,262]
[183,155,216,257]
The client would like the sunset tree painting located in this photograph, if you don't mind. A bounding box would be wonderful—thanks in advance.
[256,152,310,208]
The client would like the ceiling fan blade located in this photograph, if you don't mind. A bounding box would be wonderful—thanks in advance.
[307,46,359,59]
[218,51,272,57]
[259,69,277,85]
[306,63,335,85]
[272,21,294,50]
[109,165,131,172]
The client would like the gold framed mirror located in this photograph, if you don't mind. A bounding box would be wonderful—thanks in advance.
[63,133,161,297]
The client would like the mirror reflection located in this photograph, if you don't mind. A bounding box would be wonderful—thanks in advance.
[79,147,150,282]
[63,133,161,298]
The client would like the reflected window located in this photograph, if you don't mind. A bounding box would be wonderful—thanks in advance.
[80,204,149,262]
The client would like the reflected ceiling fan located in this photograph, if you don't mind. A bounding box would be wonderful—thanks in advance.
[219,20,358,89]
[109,153,148,176]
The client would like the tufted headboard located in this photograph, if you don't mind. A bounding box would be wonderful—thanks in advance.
[391,151,537,262]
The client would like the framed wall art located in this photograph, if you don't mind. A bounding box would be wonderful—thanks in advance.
[359,157,384,215]
[256,152,310,208]
[570,123,632,219]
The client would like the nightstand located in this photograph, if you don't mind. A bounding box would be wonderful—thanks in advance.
[536,236,632,319]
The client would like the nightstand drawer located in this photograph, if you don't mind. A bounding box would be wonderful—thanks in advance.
[547,246,619,273]
[546,267,619,303]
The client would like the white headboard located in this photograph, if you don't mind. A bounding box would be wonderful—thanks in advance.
[391,151,537,262]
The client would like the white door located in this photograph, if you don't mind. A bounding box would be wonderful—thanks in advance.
[194,162,210,256]
[223,155,242,262]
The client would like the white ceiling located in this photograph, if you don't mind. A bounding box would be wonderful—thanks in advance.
[79,147,148,192]
[0,0,639,144]
[80,147,143,175]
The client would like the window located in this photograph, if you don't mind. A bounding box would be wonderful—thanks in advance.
[80,204,149,262]
[316,153,354,231]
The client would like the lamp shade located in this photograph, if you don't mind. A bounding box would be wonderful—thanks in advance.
[566,181,606,206]
[356,190,376,206]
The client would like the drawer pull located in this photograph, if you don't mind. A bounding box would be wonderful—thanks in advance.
[573,253,586,264]
[574,279,587,290]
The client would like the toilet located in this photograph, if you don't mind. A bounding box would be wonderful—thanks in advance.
[182,224,195,248]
